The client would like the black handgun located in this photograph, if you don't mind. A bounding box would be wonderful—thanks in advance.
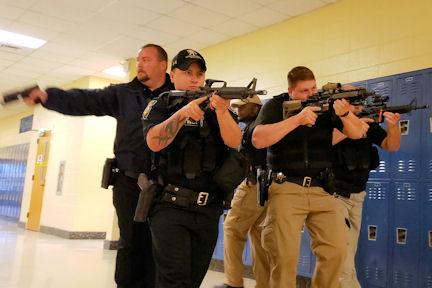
[257,168,272,207]
[1,84,40,105]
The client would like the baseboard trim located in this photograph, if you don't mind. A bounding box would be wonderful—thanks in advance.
[16,221,106,240]
[104,240,118,250]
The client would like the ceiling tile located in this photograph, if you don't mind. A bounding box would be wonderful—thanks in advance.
[193,0,261,17]
[125,0,187,14]
[7,21,60,41]
[239,7,290,26]
[127,26,180,46]
[0,51,25,61]
[145,16,203,37]
[209,19,259,37]
[96,36,151,59]
[95,2,161,25]
[17,11,77,33]
[0,0,37,9]
[28,49,77,64]
[250,0,279,5]
[191,29,231,47]
[269,0,325,17]
[0,4,25,20]
[169,4,230,27]
[29,0,96,22]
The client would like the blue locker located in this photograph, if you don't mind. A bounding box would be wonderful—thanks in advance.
[345,80,367,88]
[420,182,432,288]
[358,181,390,288]
[297,226,315,278]
[389,181,421,288]
[424,70,432,179]
[391,72,424,179]
[243,236,252,266]
[367,77,394,179]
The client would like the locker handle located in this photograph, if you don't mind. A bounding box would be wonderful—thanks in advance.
[368,225,377,241]
[396,228,407,244]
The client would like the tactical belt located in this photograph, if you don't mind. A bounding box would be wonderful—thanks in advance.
[123,170,140,179]
[271,172,322,187]
[162,183,217,207]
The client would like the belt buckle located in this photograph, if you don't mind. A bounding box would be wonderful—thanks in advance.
[197,192,209,206]
[302,176,312,187]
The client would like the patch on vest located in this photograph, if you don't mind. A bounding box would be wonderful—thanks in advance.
[142,100,157,120]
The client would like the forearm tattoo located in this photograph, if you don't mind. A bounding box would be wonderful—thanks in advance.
[153,115,186,145]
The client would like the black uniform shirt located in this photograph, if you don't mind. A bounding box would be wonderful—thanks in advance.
[253,93,344,177]
[43,74,174,174]
[333,123,387,195]
[142,92,237,193]
[240,121,267,169]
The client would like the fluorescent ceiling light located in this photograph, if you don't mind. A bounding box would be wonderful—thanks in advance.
[0,29,46,49]
[103,66,127,77]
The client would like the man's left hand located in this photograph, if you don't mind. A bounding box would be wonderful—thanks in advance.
[210,94,230,113]
[333,98,351,117]
[383,112,400,127]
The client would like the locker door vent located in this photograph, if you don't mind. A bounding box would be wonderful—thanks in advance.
[397,160,417,173]
[428,188,432,202]
[396,186,416,201]
[393,271,414,287]
[427,275,432,288]
[368,184,386,200]
[364,266,384,281]
[298,255,310,267]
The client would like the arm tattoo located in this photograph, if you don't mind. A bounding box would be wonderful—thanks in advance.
[153,115,186,145]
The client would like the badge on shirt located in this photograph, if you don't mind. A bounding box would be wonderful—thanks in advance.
[142,100,157,120]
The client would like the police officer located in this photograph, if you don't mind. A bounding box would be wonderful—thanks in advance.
[250,66,366,288]
[221,95,269,288]
[332,105,401,288]
[24,44,173,288]
[142,49,241,288]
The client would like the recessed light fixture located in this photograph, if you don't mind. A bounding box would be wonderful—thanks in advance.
[0,29,46,49]
[103,66,127,77]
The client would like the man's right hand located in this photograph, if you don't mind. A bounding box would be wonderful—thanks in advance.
[294,106,321,126]
[179,96,206,121]
[23,87,48,106]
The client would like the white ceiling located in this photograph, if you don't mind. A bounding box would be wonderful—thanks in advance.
[0,0,337,117]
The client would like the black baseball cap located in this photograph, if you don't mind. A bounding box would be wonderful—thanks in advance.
[171,49,206,72]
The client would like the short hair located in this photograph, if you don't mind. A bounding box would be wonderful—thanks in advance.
[141,44,168,62]
[287,66,315,87]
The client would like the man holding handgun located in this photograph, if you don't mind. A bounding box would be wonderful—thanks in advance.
[250,66,366,288]
[142,49,241,288]
[332,104,401,288]
[23,44,173,288]
[220,95,269,288]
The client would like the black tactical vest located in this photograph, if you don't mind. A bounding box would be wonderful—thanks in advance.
[266,95,337,176]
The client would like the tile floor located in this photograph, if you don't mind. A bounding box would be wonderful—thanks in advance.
[0,218,256,288]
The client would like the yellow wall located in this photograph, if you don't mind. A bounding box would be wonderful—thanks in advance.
[201,0,432,96]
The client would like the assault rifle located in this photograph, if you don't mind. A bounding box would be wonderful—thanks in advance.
[0,84,40,105]
[357,94,429,123]
[167,78,267,110]
[283,85,375,119]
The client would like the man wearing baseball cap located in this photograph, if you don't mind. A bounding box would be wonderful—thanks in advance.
[218,95,270,288]
[142,49,241,288]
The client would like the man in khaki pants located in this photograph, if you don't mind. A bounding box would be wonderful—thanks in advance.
[221,95,269,288]
[332,104,401,288]
[250,66,366,288]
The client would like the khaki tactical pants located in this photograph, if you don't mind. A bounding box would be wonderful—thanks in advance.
[335,191,366,288]
[262,181,347,288]
[223,180,270,288]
